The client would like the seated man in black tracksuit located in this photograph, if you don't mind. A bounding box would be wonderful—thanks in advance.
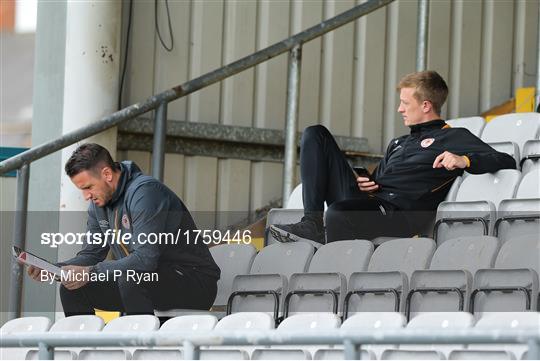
[27,143,221,315]
[271,70,516,246]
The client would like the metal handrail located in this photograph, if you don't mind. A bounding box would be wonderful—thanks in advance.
[1,329,539,360]
[0,0,393,176]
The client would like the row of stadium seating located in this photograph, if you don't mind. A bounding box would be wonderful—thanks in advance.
[215,234,539,321]
[2,312,538,359]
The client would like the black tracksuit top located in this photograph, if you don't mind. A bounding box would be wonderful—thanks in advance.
[372,119,517,211]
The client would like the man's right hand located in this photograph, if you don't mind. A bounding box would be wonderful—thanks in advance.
[357,176,379,192]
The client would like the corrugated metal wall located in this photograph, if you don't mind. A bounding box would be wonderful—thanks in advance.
[121,0,539,217]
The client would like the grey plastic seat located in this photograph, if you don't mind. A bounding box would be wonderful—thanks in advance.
[381,349,445,359]
[339,312,406,359]
[256,313,340,358]
[495,170,540,243]
[135,315,217,356]
[521,139,540,174]
[266,208,305,245]
[0,317,52,360]
[446,116,486,137]
[489,142,520,167]
[286,184,304,209]
[435,169,521,244]
[209,243,257,307]
[407,236,499,319]
[468,312,540,359]
[400,312,474,357]
[470,236,540,314]
[46,315,105,355]
[445,176,463,202]
[202,312,273,357]
[285,240,373,316]
[99,315,159,355]
[481,113,540,163]
[448,349,515,359]
[228,242,315,319]
[346,238,435,314]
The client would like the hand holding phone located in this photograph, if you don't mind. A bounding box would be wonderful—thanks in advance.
[353,166,379,192]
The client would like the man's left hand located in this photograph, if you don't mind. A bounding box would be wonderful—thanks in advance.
[433,151,468,170]
[61,265,90,290]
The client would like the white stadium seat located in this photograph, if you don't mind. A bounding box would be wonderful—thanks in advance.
[446,116,486,137]
[347,238,435,314]
[0,317,52,360]
[407,236,499,319]
[285,240,373,316]
[209,243,257,307]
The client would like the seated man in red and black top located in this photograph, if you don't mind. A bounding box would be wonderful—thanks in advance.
[271,70,516,246]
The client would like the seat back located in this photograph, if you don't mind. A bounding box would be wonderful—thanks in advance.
[429,236,499,274]
[367,238,435,279]
[446,116,486,137]
[0,317,52,360]
[341,313,405,359]
[454,170,521,207]
[50,315,104,332]
[0,317,51,334]
[346,238,435,313]
[285,240,373,315]
[210,243,257,306]
[160,315,217,332]
[402,312,474,356]
[102,315,160,332]
[481,113,540,156]
[277,313,341,331]
[250,242,314,277]
[472,236,540,313]
[308,240,373,278]
[488,142,519,167]
[516,169,540,198]
[214,312,274,331]
[469,312,540,358]
[286,184,304,209]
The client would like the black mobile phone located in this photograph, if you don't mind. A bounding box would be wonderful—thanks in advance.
[352,166,371,180]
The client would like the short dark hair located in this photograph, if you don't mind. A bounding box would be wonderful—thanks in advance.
[65,143,119,178]
[397,70,448,115]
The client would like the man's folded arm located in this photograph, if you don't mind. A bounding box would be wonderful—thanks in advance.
[465,151,516,174]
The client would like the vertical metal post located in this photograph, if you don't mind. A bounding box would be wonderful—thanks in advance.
[528,339,540,360]
[183,340,200,360]
[152,102,168,181]
[416,0,430,71]
[8,164,30,320]
[282,45,302,206]
[536,0,540,111]
[344,339,361,360]
[38,342,53,360]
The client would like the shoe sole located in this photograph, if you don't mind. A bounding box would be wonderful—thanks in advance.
[269,226,323,249]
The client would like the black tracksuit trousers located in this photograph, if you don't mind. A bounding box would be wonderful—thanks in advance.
[300,125,414,243]
[60,263,217,316]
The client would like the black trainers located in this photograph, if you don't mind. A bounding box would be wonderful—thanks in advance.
[269,216,325,248]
